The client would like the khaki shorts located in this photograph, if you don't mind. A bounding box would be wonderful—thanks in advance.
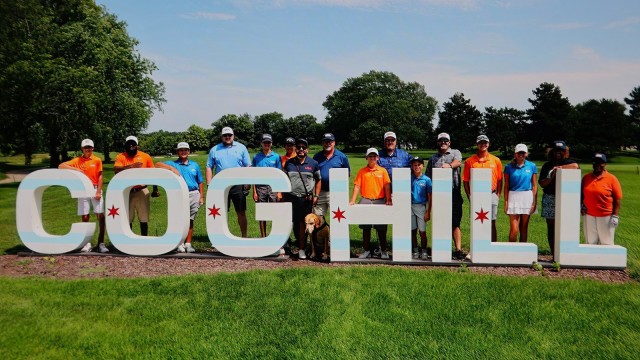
[129,187,150,223]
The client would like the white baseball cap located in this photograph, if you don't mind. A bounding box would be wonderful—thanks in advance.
[81,139,94,148]
[515,144,528,153]
[384,131,396,140]
[221,127,234,135]
[366,148,379,156]
[176,142,190,150]
[437,133,450,141]
[125,135,138,144]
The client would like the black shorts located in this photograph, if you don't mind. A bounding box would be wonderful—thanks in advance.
[452,190,463,228]
[227,185,247,212]
[284,193,312,223]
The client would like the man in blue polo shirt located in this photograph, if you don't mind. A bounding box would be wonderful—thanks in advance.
[156,142,204,253]
[374,131,413,255]
[378,131,413,181]
[312,132,350,218]
[206,126,251,237]
[252,134,283,238]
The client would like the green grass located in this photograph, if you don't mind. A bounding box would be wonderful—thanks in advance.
[1,150,640,359]
[1,267,640,359]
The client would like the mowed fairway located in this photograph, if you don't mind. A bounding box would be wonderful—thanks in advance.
[1,149,640,358]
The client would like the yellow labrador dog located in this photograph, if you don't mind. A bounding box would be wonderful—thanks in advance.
[304,213,330,260]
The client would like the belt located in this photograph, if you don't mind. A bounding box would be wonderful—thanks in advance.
[363,197,384,201]
[131,185,147,193]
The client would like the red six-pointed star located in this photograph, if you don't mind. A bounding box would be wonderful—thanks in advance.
[107,205,119,219]
[208,205,221,219]
[332,207,346,222]
[475,207,489,224]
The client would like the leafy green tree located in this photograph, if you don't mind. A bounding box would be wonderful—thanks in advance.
[525,82,574,150]
[211,114,254,146]
[184,124,209,152]
[323,70,437,148]
[0,0,165,166]
[436,93,483,151]
[140,131,181,156]
[572,99,628,156]
[483,107,527,154]
[253,112,284,147]
[624,86,640,146]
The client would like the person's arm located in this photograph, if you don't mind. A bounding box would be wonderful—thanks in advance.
[384,183,392,205]
[198,182,205,205]
[451,159,462,168]
[349,185,360,206]
[58,162,80,171]
[96,171,103,200]
[155,162,180,176]
[253,185,259,202]
[425,192,432,222]
[313,177,322,206]
[530,173,538,215]
[205,150,215,185]
[464,181,470,200]
[503,173,510,214]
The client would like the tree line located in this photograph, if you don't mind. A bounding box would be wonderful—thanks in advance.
[2,2,639,164]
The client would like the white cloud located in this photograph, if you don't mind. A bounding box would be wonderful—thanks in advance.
[604,16,640,30]
[544,22,591,30]
[180,12,236,20]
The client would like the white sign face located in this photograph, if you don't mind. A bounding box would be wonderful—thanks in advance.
[14,167,627,268]
[105,169,190,256]
[554,169,626,267]
[17,169,96,254]
[328,168,411,261]
[206,167,292,258]
[469,168,537,264]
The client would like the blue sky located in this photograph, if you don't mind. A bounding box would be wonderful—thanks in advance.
[98,0,640,132]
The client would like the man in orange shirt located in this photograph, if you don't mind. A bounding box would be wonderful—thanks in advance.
[462,135,503,242]
[350,148,392,259]
[58,139,108,253]
[114,135,159,236]
[280,137,297,169]
[581,153,622,245]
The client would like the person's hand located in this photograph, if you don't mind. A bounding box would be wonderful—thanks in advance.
[253,193,258,202]
[610,215,619,228]
[424,212,430,222]
[151,189,160,198]
[199,197,204,206]
[313,196,318,206]
[94,192,101,200]
[386,199,392,206]
[504,204,509,214]
[349,201,355,206]
[131,162,143,168]
[530,204,537,215]
[276,192,282,202]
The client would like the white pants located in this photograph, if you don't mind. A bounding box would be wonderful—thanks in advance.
[583,215,615,245]
[77,189,104,216]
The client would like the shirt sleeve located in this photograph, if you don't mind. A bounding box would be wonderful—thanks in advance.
[195,166,203,184]
[354,169,362,187]
[206,148,215,169]
[145,154,154,168]
[314,164,321,181]
[383,169,391,185]
[496,157,503,180]
[425,157,433,178]
[343,154,351,175]
[462,158,471,182]
[612,176,623,200]
[96,158,103,172]
[242,147,250,167]
[114,153,124,167]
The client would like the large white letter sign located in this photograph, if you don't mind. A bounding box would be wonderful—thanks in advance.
[105,169,189,256]
[469,168,537,264]
[17,169,96,254]
[555,169,626,267]
[431,168,453,262]
[207,167,292,257]
[329,168,412,262]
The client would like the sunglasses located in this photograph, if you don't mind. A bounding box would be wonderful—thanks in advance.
[516,151,526,155]
[222,134,233,138]
[296,145,307,150]
[438,140,450,143]
[385,139,396,142]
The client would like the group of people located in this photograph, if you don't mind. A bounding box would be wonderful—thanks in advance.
[60,128,622,260]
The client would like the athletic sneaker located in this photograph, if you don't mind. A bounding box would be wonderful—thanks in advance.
[176,244,186,253]
[98,243,109,253]
[421,251,428,260]
[358,250,371,259]
[380,251,389,260]
[80,243,92,252]
[373,248,381,257]
[279,248,286,256]
[412,247,419,259]
[298,249,306,259]
[454,250,464,260]
[185,243,196,253]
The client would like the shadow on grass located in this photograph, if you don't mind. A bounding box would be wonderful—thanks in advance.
[3,244,29,255]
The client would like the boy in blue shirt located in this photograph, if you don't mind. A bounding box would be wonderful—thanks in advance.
[252,134,283,238]
[156,142,204,253]
[410,157,432,259]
